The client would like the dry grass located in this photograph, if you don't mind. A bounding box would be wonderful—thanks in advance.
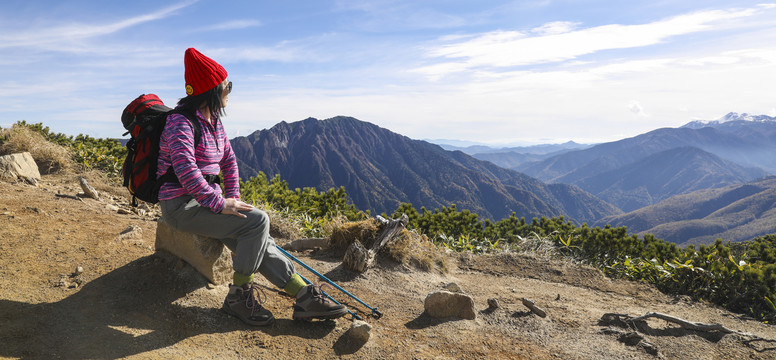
[328,218,380,248]
[386,229,452,273]
[327,218,451,273]
[261,208,303,245]
[515,233,560,260]
[0,125,73,174]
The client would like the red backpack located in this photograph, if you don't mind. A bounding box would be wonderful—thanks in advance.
[121,94,200,205]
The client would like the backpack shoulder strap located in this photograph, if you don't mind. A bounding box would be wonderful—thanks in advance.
[157,109,202,186]
[170,108,202,149]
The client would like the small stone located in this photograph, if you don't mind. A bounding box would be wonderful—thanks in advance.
[119,225,143,235]
[442,282,462,293]
[75,266,84,275]
[118,208,132,215]
[24,177,38,186]
[487,298,500,309]
[79,177,99,200]
[106,204,119,212]
[521,298,547,318]
[348,320,372,343]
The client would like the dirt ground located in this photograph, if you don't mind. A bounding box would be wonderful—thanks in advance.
[2,173,776,359]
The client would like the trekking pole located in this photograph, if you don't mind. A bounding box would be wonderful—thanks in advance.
[294,272,363,321]
[275,244,383,319]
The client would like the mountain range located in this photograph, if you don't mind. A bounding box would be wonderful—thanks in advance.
[595,176,776,246]
[513,117,776,211]
[230,117,620,224]
[229,113,776,245]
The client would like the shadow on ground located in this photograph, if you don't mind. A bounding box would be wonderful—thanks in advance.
[0,254,335,359]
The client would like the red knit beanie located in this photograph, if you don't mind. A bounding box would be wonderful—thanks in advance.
[184,48,228,96]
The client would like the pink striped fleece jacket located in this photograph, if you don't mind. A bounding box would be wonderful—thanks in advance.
[157,109,241,213]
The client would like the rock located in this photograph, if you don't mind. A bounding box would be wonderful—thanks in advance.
[348,320,373,343]
[521,297,547,318]
[118,208,132,215]
[487,298,500,310]
[75,266,84,275]
[0,152,41,182]
[78,177,99,200]
[442,282,462,293]
[424,290,476,320]
[115,225,143,243]
[23,176,38,186]
[155,218,233,285]
[618,331,644,346]
[283,237,328,252]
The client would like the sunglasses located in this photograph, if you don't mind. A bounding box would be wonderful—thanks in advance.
[224,80,232,94]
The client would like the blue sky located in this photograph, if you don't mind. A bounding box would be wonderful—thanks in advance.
[3,1,776,145]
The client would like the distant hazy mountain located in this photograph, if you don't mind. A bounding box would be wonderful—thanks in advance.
[471,152,550,170]
[437,141,590,155]
[575,147,768,212]
[596,177,776,246]
[433,141,592,170]
[230,116,620,223]
[515,120,775,213]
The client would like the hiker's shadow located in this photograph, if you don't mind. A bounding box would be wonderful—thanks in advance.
[0,254,331,359]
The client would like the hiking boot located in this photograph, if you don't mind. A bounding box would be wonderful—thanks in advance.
[222,283,274,326]
[293,284,348,320]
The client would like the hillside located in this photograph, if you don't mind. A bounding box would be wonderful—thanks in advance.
[596,177,776,245]
[576,147,767,212]
[2,173,775,359]
[519,121,776,183]
[230,116,620,224]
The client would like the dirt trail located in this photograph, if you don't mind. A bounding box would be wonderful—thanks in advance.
[1,174,776,359]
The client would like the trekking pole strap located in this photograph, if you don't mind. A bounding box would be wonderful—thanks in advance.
[275,244,382,318]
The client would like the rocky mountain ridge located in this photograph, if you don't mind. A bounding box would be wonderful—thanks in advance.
[230,116,620,224]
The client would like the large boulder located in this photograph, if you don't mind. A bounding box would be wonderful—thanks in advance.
[155,218,233,284]
[0,152,41,182]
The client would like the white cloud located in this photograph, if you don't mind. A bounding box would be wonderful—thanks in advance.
[416,6,767,78]
[531,21,580,35]
[195,19,262,32]
[0,0,197,49]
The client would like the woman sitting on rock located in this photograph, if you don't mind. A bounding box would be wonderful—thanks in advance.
[157,47,346,326]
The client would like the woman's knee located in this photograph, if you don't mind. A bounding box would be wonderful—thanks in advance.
[246,208,270,232]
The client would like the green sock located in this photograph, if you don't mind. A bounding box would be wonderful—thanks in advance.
[233,272,254,287]
[283,273,307,296]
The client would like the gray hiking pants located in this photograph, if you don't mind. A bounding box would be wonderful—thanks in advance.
[160,195,295,289]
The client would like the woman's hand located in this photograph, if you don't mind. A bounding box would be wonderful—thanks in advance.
[221,198,254,218]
